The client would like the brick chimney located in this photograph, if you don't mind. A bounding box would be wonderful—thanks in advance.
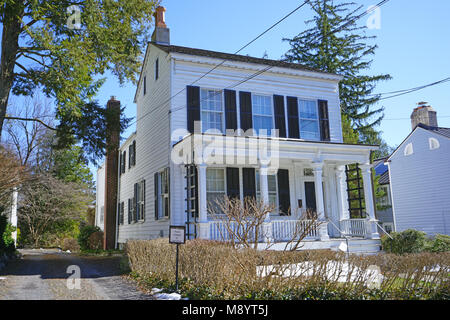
[103,96,121,250]
[411,102,438,130]
[151,6,170,45]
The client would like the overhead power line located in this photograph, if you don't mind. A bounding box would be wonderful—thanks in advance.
[129,0,311,127]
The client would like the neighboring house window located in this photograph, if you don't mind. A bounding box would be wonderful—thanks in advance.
[377,185,391,207]
[429,137,440,150]
[156,168,170,219]
[200,89,224,133]
[143,76,147,95]
[252,94,273,135]
[382,222,393,234]
[298,99,320,141]
[155,58,159,80]
[99,206,104,224]
[255,170,278,211]
[404,143,413,156]
[206,168,226,213]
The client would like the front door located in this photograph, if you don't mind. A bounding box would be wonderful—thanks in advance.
[304,181,316,212]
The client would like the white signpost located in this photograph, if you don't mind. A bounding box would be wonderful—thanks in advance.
[169,226,186,292]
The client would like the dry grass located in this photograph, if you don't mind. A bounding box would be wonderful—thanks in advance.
[126,239,450,300]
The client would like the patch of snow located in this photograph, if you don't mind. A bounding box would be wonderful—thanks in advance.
[0,277,6,280]
[154,292,182,300]
[66,250,71,253]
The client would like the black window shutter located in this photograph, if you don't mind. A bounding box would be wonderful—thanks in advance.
[143,179,146,220]
[134,183,139,222]
[273,95,287,138]
[166,167,170,218]
[187,86,200,133]
[287,96,299,139]
[318,100,330,141]
[226,167,240,199]
[242,168,256,200]
[154,173,159,220]
[119,152,122,176]
[122,151,126,173]
[277,169,291,216]
[239,91,253,134]
[132,141,136,166]
[143,76,146,95]
[128,199,132,224]
[224,89,237,131]
[128,145,132,169]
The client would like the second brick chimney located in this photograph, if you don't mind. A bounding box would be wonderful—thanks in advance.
[411,102,438,130]
[151,6,170,45]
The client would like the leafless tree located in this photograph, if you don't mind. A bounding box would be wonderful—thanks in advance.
[0,146,25,208]
[283,208,323,251]
[2,95,54,167]
[18,173,91,247]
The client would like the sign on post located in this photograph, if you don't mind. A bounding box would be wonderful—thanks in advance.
[169,225,186,244]
[169,225,186,292]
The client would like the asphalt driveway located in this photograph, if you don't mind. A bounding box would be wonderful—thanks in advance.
[0,249,154,300]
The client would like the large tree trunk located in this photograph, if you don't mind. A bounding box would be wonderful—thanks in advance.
[0,14,22,138]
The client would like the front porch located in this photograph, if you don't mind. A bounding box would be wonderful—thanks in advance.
[170,133,381,248]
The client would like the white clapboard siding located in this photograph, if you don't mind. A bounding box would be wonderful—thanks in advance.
[170,58,343,144]
[117,45,172,243]
[388,127,450,235]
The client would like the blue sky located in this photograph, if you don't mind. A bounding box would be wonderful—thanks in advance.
[96,0,450,153]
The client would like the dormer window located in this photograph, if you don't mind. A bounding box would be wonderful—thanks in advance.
[404,143,413,156]
[429,137,440,150]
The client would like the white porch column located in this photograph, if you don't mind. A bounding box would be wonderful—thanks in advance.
[10,187,18,246]
[197,164,210,239]
[312,162,329,240]
[336,166,350,221]
[259,164,272,242]
[360,164,380,239]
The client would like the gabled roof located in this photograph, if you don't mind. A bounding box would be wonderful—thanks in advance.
[416,123,450,139]
[151,42,341,77]
[387,123,450,161]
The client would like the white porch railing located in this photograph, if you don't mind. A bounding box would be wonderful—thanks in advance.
[209,219,319,242]
[340,219,370,237]
[209,220,264,242]
[271,219,318,241]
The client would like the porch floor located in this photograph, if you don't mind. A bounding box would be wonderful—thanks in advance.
[257,238,382,255]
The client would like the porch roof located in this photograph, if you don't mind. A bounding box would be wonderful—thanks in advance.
[171,133,378,167]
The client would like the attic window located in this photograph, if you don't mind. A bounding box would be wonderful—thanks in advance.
[429,137,440,150]
[404,143,413,156]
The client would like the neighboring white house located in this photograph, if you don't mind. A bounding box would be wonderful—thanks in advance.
[96,6,382,253]
[373,158,394,233]
[387,106,450,236]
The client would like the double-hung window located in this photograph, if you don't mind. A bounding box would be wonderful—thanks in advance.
[252,94,274,136]
[206,168,226,214]
[158,169,170,219]
[200,89,223,133]
[299,99,320,141]
[255,170,278,211]
[136,180,145,221]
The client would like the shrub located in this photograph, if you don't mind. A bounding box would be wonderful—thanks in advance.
[62,238,80,252]
[126,239,450,300]
[0,215,15,254]
[381,229,427,254]
[78,225,101,251]
[87,231,103,250]
[427,234,450,253]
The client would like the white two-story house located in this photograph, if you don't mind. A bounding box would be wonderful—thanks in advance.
[96,7,381,253]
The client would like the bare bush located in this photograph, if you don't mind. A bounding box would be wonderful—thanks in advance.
[208,196,274,249]
[127,239,450,300]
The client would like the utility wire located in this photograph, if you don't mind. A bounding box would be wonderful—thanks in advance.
[129,0,311,127]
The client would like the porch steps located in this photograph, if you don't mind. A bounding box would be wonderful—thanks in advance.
[331,238,382,255]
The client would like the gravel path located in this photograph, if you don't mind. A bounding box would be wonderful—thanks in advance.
[0,249,155,300]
